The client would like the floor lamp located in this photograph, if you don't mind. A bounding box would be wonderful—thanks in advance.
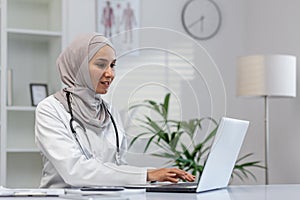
[237,54,296,184]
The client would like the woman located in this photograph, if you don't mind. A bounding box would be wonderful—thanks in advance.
[35,33,195,188]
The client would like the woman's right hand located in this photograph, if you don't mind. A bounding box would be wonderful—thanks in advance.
[147,168,195,183]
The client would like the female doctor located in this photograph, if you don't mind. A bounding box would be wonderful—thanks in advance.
[35,33,195,188]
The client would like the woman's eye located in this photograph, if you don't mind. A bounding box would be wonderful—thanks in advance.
[96,63,106,69]
[110,63,116,68]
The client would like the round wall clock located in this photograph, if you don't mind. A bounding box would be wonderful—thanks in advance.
[181,0,222,40]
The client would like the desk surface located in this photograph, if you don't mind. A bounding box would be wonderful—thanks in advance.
[1,184,300,200]
[145,185,300,200]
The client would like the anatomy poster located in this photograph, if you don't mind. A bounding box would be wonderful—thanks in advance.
[96,0,140,55]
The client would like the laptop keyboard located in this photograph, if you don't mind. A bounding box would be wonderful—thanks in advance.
[162,182,198,188]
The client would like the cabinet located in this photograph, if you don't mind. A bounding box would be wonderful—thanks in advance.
[0,0,66,187]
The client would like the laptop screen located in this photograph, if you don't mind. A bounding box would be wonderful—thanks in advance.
[196,117,249,192]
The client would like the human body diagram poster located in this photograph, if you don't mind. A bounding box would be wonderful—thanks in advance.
[96,0,140,54]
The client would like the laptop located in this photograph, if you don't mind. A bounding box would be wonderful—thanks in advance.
[134,117,249,193]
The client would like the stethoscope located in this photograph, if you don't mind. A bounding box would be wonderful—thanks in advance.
[66,91,121,165]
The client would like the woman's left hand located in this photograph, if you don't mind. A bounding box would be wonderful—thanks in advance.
[147,168,195,183]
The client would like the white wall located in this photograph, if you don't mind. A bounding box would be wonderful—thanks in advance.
[64,0,96,44]
[243,0,300,184]
[65,0,300,185]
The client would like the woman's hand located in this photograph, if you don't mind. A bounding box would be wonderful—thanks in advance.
[147,168,195,183]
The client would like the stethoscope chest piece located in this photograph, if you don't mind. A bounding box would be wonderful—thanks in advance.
[115,152,121,165]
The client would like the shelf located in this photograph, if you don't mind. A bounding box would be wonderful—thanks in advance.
[8,30,62,43]
[7,0,62,32]
[7,28,62,37]
[7,106,36,111]
[1,0,63,188]
[7,111,36,150]
[7,152,42,188]
[6,33,61,106]
[6,148,39,153]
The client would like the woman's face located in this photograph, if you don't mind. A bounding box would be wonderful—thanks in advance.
[89,45,116,94]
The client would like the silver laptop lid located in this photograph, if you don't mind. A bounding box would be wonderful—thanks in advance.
[197,117,249,192]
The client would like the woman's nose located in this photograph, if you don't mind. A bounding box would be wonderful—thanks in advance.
[104,66,114,77]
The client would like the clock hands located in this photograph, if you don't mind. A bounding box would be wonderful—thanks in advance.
[200,15,205,32]
[188,15,205,33]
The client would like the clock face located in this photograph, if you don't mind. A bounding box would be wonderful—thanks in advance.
[182,0,221,40]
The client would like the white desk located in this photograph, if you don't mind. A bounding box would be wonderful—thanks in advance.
[1,185,300,199]
[145,185,300,200]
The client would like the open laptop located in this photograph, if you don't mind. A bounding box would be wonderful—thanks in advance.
[134,117,249,193]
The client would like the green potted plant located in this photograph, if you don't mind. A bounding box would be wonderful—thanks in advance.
[129,93,264,181]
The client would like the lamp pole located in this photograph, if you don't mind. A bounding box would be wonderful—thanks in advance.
[237,54,296,185]
[264,96,269,185]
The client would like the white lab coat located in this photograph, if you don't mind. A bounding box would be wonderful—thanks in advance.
[35,95,147,188]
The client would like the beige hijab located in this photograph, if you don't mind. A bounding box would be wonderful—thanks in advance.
[54,33,115,131]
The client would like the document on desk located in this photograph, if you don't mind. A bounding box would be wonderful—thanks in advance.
[0,186,65,197]
[65,187,124,196]
[63,195,129,200]
[64,187,144,200]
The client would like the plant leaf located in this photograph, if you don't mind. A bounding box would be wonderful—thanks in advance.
[128,131,152,148]
[152,152,176,158]
[202,126,218,144]
[143,134,158,152]
[162,93,170,119]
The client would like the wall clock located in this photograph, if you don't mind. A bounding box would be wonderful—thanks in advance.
[181,0,222,40]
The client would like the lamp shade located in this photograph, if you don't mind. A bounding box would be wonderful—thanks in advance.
[237,54,296,97]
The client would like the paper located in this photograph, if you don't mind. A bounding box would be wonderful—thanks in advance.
[65,188,122,196]
[63,195,129,200]
[0,186,65,197]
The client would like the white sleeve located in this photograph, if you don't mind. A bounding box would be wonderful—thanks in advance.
[35,98,147,187]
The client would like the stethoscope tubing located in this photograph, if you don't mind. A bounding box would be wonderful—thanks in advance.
[66,91,121,163]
